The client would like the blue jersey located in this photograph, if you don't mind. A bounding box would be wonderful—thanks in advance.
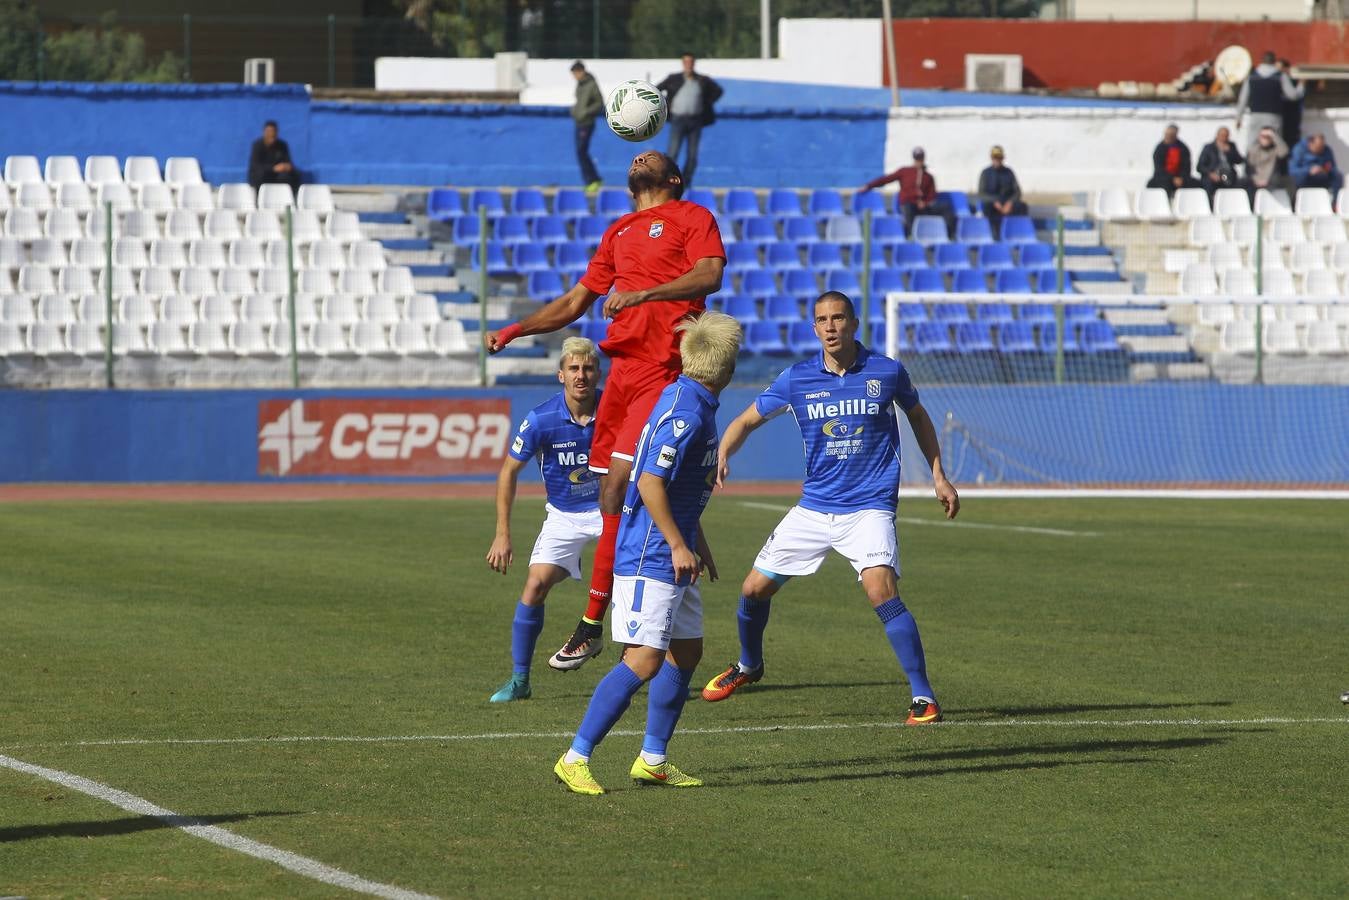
[507,391,601,513]
[755,343,920,514]
[614,375,720,586]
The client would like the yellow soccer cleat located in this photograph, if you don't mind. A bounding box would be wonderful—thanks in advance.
[554,754,605,795]
[629,757,704,788]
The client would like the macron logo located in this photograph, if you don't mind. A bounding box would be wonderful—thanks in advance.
[258,400,323,476]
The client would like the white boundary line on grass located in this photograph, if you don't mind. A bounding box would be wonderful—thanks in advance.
[892,488,1349,500]
[0,753,438,900]
[736,500,1101,537]
[4,716,1347,752]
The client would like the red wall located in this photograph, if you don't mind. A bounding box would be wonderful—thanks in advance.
[886,20,1349,90]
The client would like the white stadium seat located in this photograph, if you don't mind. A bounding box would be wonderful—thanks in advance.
[257,183,294,210]
[83,156,123,186]
[1093,188,1133,221]
[58,267,96,294]
[307,239,346,271]
[404,294,439,323]
[165,210,204,241]
[137,183,176,212]
[1,294,36,325]
[1309,215,1346,245]
[1206,243,1243,270]
[216,183,256,211]
[286,294,320,326]
[229,320,274,355]
[297,184,334,214]
[5,155,43,186]
[177,182,215,212]
[298,269,334,294]
[309,321,351,356]
[270,321,311,355]
[113,322,150,354]
[149,321,191,354]
[291,209,324,244]
[204,210,242,241]
[241,294,279,324]
[350,320,392,355]
[1279,303,1320,322]
[378,266,416,295]
[5,208,43,240]
[17,265,55,293]
[1197,302,1236,326]
[118,295,157,325]
[139,266,177,295]
[76,292,108,322]
[1187,216,1226,247]
[228,238,266,270]
[122,210,161,240]
[17,182,53,210]
[1262,320,1303,354]
[189,240,228,270]
[37,294,76,324]
[28,237,65,266]
[95,182,135,213]
[98,267,137,296]
[177,267,217,296]
[432,319,470,354]
[1295,187,1333,217]
[150,239,188,269]
[326,210,362,242]
[160,294,197,324]
[68,238,104,268]
[1261,269,1298,298]
[0,322,27,353]
[337,270,376,295]
[1266,215,1306,246]
[1179,263,1219,296]
[43,156,83,186]
[189,321,232,355]
[320,294,360,325]
[1219,320,1258,353]
[348,240,387,272]
[1254,188,1293,216]
[1171,188,1211,219]
[199,294,237,325]
[1288,243,1326,275]
[217,268,255,294]
[256,268,291,293]
[1134,188,1174,221]
[123,156,163,185]
[113,237,149,268]
[55,182,93,211]
[363,294,399,324]
[27,322,68,355]
[66,322,105,355]
[1305,321,1346,354]
[391,320,434,355]
[245,210,283,241]
[165,157,204,186]
[1212,189,1252,218]
[0,236,24,268]
[1227,215,1258,247]
[43,208,83,242]
[1302,269,1340,296]
[1218,267,1256,297]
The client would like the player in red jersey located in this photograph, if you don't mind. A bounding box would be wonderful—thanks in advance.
[486,151,727,671]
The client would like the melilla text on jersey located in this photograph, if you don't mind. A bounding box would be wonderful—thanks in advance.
[802,396,893,462]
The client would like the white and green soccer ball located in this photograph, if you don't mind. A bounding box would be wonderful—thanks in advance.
[605,79,667,143]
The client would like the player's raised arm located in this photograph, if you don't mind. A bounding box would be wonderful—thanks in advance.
[904,402,960,520]
[715,403,768,488]
[485,282,602,354]
[603,256,725,317]
[487,454,530,573]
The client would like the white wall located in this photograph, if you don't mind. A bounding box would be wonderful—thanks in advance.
[374,18,881,98]
[1064,0,1312,19]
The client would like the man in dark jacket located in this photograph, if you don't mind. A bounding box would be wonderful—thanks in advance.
[1196,126,1246,200]
[1146,124,1199,197]
[977,145,1028,237]
[571,61,604,194]
[1236,51,1304,142]
[247,121,301,194]
[657,54,723,188]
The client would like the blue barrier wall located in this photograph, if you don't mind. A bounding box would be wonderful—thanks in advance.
[2,385,1346,485]
[0,81,885,188]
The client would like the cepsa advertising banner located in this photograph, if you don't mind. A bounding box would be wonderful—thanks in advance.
[258,398,512,477]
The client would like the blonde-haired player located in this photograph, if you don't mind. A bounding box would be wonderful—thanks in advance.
[554,313,741,794]
[486,337,603,702]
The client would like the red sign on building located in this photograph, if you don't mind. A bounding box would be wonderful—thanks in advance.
[257,398,512,477]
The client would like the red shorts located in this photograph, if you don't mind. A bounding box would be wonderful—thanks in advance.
[589,357,680,474]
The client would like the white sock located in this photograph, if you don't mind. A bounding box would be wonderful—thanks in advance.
[640,750,666,766]
[912,696,934,705]
[563,749,588,765]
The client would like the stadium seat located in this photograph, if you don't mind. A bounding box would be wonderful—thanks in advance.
[197,294,237,325]
[57,267,95,293]
[244,294,284,325]
[724,189,761,219]
[308,239,347,272]
[468,189,506,218]
[809,189,845,219]
[205,211,244,242]
[359,294,398,324]
[1079,320,1119,353]
[68,321,108,355]
[975,301,1015,325]
[505,188,546,219]
[1063,303,1097,323]
[1305,321,1346,354]
[852,190,888,217]
[74,293,105,323]
[869,269,905,296]
[745,321,789,354]
[138,182,175,213]
[787,321,817,353]
[493,215,531,245]
[257,183,295,210]
[1303,269,1340,296]
[1187,216,1226,247]
[1219,267,1258,297]
[685,188,717,212]
[36,294,75,325]
[4,156,42,186]
[404,294,439,323]
[67,238,103,268]
[297,269,334,294]
[528,215,568,247]
[111,236,149,269]
[994,270,1033,294]
[767,189,804,218]
[27,321,69,356]
[0,185,10,212]
[177,182,214,212]
[956,217,994,245]
[556,241,591,270]
[337,270,374,295]
[726,296,759,323]
[999,215,1037,244]
[554,188,589,219]
[350,321,394,356]
[1262,269,1298,298]
[724,243,760,272]
[1207,242,1244,271]
[244,210,282,241]
[785,216,822,244]
[1018,303,1056,325]
[228,320,273,356]
[17,265,54,293]
[0,295,36,326]
[526,270,563,300]
[781,270,818,297]
[1309,215,1346,245]
[934,243,972,272]
[913,322,953,353]
[807,244,845,271]
[309,321,352,356]
[1261,320,1302,354]
[743,216,779,243]
[823,215,862,245]
[825,270,860,294]
[433,319,471,354]
[513,243,550,273]
[165,157,204,186]
[145,321,189,354]
[189,238,229,270]
[928,302,971,326]
[452,215,482,244]
[1211,188,1252,218]
[1278,303,1319,323]
[1254,188,1293,216]
[977,243,1015,271]
[940,191,972,218]
[595,189,632,217]
[427,188,464,222]
[951,269,988,293]
[1295,187,1333,217]
[1171,188,1211,219]
[908,269,946,293]
[911,216,949,246]
[764,295,801,321]
[954,322,995,353]
[83,156,123,187]
[766,243,803,271]
[123,156,162,185]
[42,208,81,243]
[53,181,92,213]
[869,216,907,248]
[379,266,416,295]
[1093,188,1133,222]
[1289,243,1326,274]
[1179,263,1219,296]
[741,270,778,297]
[217,183,256,211]
[896,302,928,325]
[1219,320,1258,353]
[391,320,435,356]
[16,182,52,210]
[1037,321,1080,352]
[890,241,927,271]
[125,210,161,240]
[576,215,612,245]
[1134,188,1174,221]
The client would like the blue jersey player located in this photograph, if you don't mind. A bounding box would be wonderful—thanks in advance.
[486,338,603,702]
[553,312,742,795]
[702,292,960,726]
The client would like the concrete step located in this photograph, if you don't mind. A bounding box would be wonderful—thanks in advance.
[1065,256,1119,272]
[381,237,433,252]
[1120,334,1191,354]
[362,222,420,241]
[357,211,407,224]
[1105,307,1169,326]
[414,275,461,293]
[1074,280,1135,295]
[1130,360,1212,381]
[1061,229,1101,247]
[386,249,445,266]
[1145,272,1180,294]
[332,190,400,213]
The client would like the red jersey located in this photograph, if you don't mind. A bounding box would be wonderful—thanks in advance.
[580,199,725,368]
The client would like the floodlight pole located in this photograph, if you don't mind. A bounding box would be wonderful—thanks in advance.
[761,0,771,59]
[881,0,901,108]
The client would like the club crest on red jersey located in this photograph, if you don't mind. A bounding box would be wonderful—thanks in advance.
[649,220,664,238]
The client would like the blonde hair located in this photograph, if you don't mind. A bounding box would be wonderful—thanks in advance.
[558,336,599,368]
[677,311,741,384]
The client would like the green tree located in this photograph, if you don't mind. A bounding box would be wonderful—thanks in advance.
[42,16,180,83]
[0,0,42,80]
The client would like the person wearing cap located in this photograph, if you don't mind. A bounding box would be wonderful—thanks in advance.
[977,145,1027,238]
[571,61,604,195]
[858,147,956,240]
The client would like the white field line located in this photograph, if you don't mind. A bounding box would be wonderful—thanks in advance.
[736,501,1100,537]
[3,716,1347,752]
[0,754,437,900]
[892,488,1349,500]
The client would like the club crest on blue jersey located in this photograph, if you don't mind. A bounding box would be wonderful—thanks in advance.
[866,379,883,398]
[649,220,664,238]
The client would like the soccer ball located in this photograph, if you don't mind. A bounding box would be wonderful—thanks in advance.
[605,80,667,143]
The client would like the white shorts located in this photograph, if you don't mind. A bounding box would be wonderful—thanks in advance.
[529,504,603,580]
[753,505,899,579]
[610,575,703,651]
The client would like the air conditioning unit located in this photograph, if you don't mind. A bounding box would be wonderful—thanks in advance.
[495,52,527,92]
[965,54,1022,92]
[244,58,275,85]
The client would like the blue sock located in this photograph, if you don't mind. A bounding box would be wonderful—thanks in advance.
[875,597,934,701]
[571,661,644,757]
[737,596,772,670]
[510,601,545,676]
[642,662,695,756]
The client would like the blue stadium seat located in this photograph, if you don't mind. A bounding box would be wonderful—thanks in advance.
[764,295,802,321]
[823,215,862,245]
[913,322,953,353]
[530,215,568,246]
[911,215,949,246]
[1034,270,1067,293]
[714,214,736,243]
[825,270,860,294]
[1079,319,1119,352]
[977,243,1015,271]
[1019,303,1056,325]
[596,189,632,216]
[955,322,995,353]
[470,241,511,274]
[782,270,818,297]
[686,188,718,212]
[898,301,929,324]
[740,270,778,297]
[1018,241,1055,270]
[852,191,888,217]
[576,215,612,245]
[787,321,817,353]
[1064,303,1098,323]
[934,243,972,272]
[556,242,591,270]
[526,270,562,299]
[951,269,988,293]
[939,191,972,218]
[870,216,908,248]
[908,269,946,293]
[890,241,927,271]
[514,244,550,272]
[807,244,845,270]
[725,243,760,272]
[726,295,760,322]
[555,188,589,219]
[724,189,761,219]
[742,216,779,243]
[511,188,548,217]
[870,269,906,295]
[956,217,994,245]
[975,301,1015,324]
[745,321,790,354]
[427,188,463,221]
[452,216,482,243]
[766,243,803,271]
[1000,215,1037,244]
[994,270,1033,294]
[768,188,804,218]
[559,266,588,287]
[704,293,729,314]
[809,189,846,219]
[579,319,607,343]
[784,217,821,244]
[468,189,506,218]
[493,215,530,245]
[930,302,971,324]
[1038,321,1081,352]
[997,321,1036,353]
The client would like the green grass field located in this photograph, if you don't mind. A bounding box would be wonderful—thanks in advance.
[2,495,1347,898]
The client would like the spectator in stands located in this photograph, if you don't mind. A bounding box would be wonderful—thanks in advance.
[1279,58,1304,150]
[1146,124,1198,197]
[1196,127,1246,200]
[976,145,1027,236]
[1290,132,1344,194]
[1246,126,1292,197]
[858,147,956,239]
[1236,51,1304,143]
[247,121,301,194]
[658,54,724,189]
[571,61,604,195]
